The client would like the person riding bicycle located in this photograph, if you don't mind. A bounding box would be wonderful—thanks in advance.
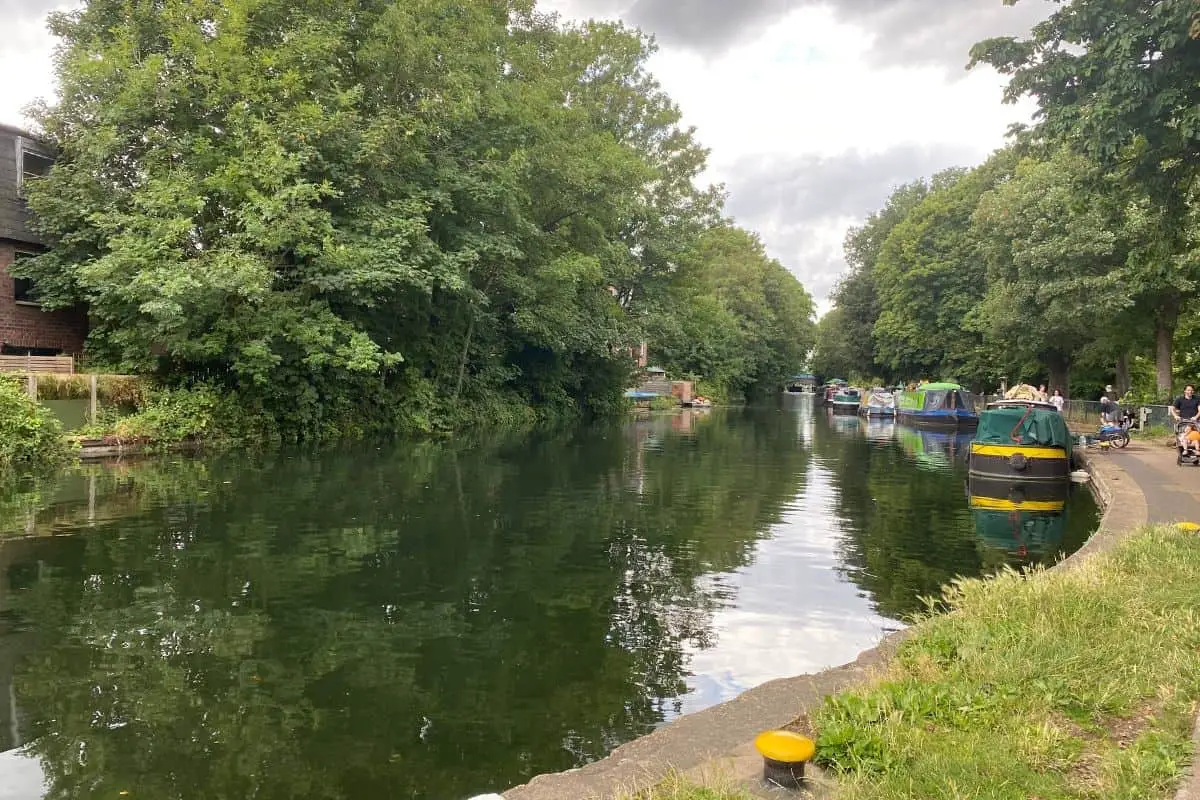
[1171,384,1200,424]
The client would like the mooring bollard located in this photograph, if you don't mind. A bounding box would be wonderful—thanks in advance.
[754,729,815,789]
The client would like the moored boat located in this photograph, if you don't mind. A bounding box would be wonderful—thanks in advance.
[818,380,847,407]
[968,400,1071,482]
[895,382,979,429]
[859,388,895,417]
[831,387,862,413]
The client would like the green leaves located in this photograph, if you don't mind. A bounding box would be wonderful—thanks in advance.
[20,0,810,436]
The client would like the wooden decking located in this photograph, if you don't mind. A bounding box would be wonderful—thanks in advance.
[0,355,74,374]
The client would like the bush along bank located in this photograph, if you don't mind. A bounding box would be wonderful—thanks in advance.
[811,524,1200,800]
[0,376,73,478]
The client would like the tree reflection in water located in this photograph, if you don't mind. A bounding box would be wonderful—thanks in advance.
[1,411,808,799]
[0,406,1096,799]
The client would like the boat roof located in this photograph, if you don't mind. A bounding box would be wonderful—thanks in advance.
[915,382,966,391]
[986,399,1058,410]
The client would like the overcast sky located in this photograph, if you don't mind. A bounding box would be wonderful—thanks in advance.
[1,0,1048,313]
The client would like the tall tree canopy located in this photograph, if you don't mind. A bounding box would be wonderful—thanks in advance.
[813,1,1200,402]
[18,0,812,437]
[971,0,1200,396]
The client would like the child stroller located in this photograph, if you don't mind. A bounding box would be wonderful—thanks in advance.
[1177,420,1200,466]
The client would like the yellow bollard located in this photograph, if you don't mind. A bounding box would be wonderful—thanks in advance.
[754,730,815,789]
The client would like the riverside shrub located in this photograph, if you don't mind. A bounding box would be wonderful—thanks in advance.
[0,376,70,475]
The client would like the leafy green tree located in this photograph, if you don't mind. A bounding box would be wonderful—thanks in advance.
[871,154,1017,387]
[970,0,1200,397]
[970,150,1135,394]
[646,225,815,399]
[830,180,931,380]
[17,0,784,437]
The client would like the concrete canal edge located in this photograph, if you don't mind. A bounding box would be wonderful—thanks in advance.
[502,448,1168,800]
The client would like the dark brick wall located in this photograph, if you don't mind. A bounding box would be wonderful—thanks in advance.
[0,241,87,355]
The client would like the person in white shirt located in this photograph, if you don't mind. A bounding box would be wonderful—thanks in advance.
[1050,388,1065,412]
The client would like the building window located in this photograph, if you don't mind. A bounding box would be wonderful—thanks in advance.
[11,251,39,306]
[17,143,53,188]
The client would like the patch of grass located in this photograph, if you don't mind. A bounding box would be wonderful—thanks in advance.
[812,524,1200,799]
[1131,424,1172,440]
[619,771,754,799]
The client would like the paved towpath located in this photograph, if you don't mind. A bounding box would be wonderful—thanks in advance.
[1103,439,1200,524]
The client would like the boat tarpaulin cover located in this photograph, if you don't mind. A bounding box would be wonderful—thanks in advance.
[866,391,893,407]
[975,406,1071,450]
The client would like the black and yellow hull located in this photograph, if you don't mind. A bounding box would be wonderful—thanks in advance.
[968,442,1070,482]
[967,475,1069,511]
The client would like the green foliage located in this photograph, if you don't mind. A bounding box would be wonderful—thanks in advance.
[815,3,1200,395]
[645,226,815,400]
[970,0,1200,396]
[16,0,808,439]
[814,526,1200,799]
[0,376,72,476]
[871,156,1015,387]
[109,386,221,444]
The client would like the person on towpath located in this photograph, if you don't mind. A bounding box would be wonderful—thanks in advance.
[1172,384,1200,423]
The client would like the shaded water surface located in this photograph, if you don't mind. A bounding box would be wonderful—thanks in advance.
[0,398,1097,799]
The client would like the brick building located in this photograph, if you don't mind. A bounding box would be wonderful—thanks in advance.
[0,123,87,357]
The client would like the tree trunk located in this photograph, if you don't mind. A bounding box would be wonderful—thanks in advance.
[1047,353,1069,400]
[453,311,475,403]
[1115,352,1131,398]
[1155,299,1178,401]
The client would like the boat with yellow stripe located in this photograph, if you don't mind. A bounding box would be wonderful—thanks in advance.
[968,400,1071,482]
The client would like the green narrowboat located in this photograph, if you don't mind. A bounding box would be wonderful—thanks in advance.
[895,382,979,429]
[968,400,1071,482]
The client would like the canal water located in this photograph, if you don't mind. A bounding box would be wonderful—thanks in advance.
[0,396,1097,799]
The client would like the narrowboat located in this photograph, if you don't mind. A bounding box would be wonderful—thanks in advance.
[968,400,1071,482]
[818,380,846,407]
[895,382,979,429]
[859,388,895,417]
[831,386,862,413]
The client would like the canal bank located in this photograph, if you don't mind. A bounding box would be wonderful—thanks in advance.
[503,444,1178,800]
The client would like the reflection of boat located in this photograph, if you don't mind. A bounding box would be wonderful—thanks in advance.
[895,425,973,471]
[862,418,895,443]
[896,383,979,429]
[831,387,862,414]
[859,388,895,417]
[829,408,862,433]
[967,477,1069,557]
[969,401,1071,482]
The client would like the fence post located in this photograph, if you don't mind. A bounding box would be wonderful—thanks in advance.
[25,374,36,400]
[89,374,98,423]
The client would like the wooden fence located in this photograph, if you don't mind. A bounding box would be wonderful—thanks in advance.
[0,355,74,374]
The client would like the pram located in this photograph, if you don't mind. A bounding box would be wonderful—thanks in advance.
[1177,420,1200,466]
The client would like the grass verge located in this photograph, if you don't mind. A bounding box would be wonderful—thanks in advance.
[619,771,753,799]
[812,524,1200,799]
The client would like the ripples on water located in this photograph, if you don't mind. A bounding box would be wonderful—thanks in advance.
[0,396,1097,799]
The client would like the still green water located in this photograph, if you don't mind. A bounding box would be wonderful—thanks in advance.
[0,397,1096,799]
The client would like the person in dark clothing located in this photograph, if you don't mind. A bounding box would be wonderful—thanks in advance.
[1172,385,1200,422]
